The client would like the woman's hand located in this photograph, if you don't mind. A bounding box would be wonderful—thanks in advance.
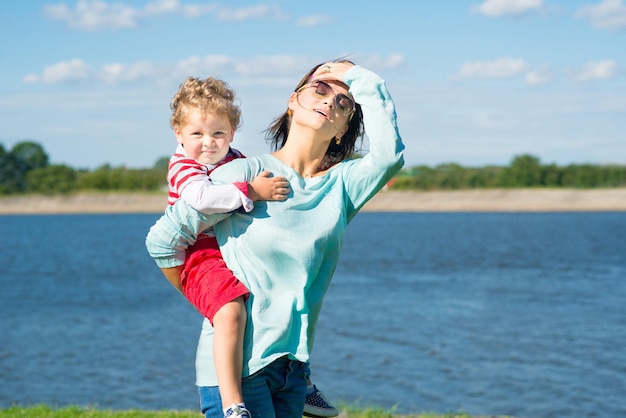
[312,61,355,85]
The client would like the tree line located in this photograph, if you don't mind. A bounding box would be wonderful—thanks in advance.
[392,154,626,190]
[0,141,168,195]
[1,141,625,195]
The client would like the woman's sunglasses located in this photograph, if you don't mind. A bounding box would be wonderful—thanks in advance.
[297,80,356,117]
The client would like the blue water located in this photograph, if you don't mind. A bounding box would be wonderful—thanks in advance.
[1,212,625,418]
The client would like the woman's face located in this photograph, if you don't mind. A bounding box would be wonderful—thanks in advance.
[291,78,353,141]
[298,79,354,117]
[295,79,354,120]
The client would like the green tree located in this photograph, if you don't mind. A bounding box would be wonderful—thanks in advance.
[569,164,601,188]
[405,165,437,190]
[433,163,465,189]
[465,166,502,188]
[26,164,78,194]
[501,154,542,187]
[76,164,165,191]
[154,156,170,171]
[0,141,51,194]
[78,164,114,190]
[540,163,563,187]
[11,141,49,172]
[0,144,21,194]
[603,165,626,187]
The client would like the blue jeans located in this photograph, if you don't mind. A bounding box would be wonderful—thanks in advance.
[198,356,309,418]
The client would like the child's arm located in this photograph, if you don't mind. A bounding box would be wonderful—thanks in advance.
[160,265,184,294]
[145,203,230,292]
[248,170,290,202]
[181,179,254,213]
[156,172,288,297]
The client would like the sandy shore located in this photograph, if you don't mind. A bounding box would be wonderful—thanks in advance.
[1,189,625,214]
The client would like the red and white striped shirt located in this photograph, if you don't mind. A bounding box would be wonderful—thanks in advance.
[167,144,253,214]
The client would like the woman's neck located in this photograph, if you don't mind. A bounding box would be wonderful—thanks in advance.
[273,132,329,178]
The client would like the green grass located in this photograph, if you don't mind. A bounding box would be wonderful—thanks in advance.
[0,405,201,417]
[0,405,512,418]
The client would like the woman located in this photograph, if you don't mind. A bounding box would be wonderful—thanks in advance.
[146,60,404,417]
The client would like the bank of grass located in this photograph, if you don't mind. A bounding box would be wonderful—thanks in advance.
[0,405,512,418]
[0,406,197,418]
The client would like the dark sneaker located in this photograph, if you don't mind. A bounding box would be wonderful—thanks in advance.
[303,385,339,417]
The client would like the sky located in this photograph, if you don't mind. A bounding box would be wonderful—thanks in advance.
[1,0,625,170]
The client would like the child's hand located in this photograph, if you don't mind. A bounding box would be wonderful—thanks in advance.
[249,170,290,202]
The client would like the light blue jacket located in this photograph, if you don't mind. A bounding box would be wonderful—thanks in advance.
[145,65,405,385]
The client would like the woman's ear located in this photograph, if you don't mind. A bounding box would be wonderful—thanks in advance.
[288,92,297,110]
[338,124,349,138]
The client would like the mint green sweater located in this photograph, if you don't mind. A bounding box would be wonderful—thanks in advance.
[145,65,404,385]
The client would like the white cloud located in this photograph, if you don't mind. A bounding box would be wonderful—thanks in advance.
[472,0,543,17]
[339,53,406,72]
[22,54,405,86]
[171,55,237,80]
[234,55,313,76]
[42,0,289,30]
[178,3,287,20]
[44,0,140,31]
[99,61,164,84]
[169,54,303,82]
[24,59,92,84]
[471,110,519,129]
[180,4,219,18]
[456,58,529,79]
[297,14,333,27]
[144,0,181,15]
[576,0,626,31]
[525,69,551,85]
[213,4,287,21]
[23,59,168,85]
[573,60,619,81]
[386,54,406,69]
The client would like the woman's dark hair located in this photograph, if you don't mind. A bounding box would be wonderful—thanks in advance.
[264,60,365,169]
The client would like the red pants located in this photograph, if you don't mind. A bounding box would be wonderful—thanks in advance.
[181,236,249,323]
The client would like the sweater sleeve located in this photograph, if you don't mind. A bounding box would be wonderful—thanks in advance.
[145,200,231,268]
[341,65,405,221]
[180,180,254,213]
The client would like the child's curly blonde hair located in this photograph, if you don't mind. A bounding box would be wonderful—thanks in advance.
[170,76,242,132]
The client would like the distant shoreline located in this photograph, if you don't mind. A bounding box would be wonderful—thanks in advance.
[1,189,626,214]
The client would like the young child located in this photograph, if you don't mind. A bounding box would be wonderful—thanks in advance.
[158,76,289,418]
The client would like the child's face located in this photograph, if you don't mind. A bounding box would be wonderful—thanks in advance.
[175,107,234,165]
